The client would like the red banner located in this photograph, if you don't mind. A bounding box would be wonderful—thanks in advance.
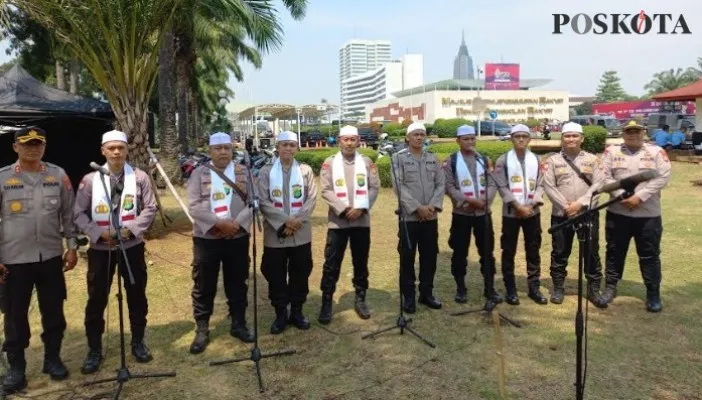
[484,63,520,90]
[592,100,696,119]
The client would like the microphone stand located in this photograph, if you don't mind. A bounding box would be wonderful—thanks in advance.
[83,167,175,399]
[450,154,521,328]
[362,151,436,348]
[548,186,634,400]
[209,153,296,393]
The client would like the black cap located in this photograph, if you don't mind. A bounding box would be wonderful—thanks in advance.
[14,126,46,144]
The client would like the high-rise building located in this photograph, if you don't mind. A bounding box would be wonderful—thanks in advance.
[339,40,392,118]
[453,30,474,80]
[341,54,423,120]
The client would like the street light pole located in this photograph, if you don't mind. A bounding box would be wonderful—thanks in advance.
[296,107,302,144]
[218,89,229,133]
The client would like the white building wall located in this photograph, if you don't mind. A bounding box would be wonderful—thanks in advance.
[401,54,424,91]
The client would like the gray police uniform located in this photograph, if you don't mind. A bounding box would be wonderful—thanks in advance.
[0,161,77,358]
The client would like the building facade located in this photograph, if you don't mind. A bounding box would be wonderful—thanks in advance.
[453,30,474,80]
[338,40,392,117]
[341,54,423,120]
[366,86,570,125]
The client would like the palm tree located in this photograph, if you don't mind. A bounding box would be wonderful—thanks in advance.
[644,68,699,96]
[7,0,181,169]
[687,57,702,79]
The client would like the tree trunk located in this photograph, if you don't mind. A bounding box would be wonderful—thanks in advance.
[175,33,190,154]
[55,60,66,90]
[157,29,181,184]
[189,88,198,145]
[112,106,150,170]
[69,58,79,94]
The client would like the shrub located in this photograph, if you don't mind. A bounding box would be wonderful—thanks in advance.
[427,141,513,163]
[389,128,406,137]
[433,118,473,138]
[294,148,378,175]
[382,123,402,133]
[582,125,607,154]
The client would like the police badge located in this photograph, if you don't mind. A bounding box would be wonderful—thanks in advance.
[292,184,303,199]
[212,191,226,201]
[461,179,472,187]
[122,194,135,211]
[528,179,536,191]
[335,179,345,187]
[356,174,365,187]
[272,188,282,197]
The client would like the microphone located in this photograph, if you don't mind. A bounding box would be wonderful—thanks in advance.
[90,162,110,176]
[594,170,659,194]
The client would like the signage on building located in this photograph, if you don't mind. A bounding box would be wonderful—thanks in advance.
[441,97,565,107]
[484,63,520,90]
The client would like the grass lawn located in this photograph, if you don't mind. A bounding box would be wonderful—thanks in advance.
[10,162,702,399]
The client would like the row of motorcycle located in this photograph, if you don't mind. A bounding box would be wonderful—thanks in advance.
[178,147,277,180]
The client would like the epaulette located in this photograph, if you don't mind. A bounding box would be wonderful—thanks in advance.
[0,165,11,173]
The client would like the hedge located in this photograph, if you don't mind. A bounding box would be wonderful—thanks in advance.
[581,125,607,154]
[294,148,378,174]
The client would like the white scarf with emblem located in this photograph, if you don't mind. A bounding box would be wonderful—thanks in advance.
[91,163,138,227]
[269,158,305,215]
[506,150,539,205]
[331,151,369,209]
[209,161,234,219]
[456,152,486,200]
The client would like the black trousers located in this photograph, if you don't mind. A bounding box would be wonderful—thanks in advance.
[448,214,496,295]
[501,215,542,290]
[398,219,438,298]
[605,212,663,287]
[261,243,313,308]
[191,236,250,322]
[84,242,148,348]
[2,256,66,354]
[550,212,603,284]
[320,227,370,295]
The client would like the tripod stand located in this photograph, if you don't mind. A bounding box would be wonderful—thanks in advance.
[450,153,521,328]
[83,166,175,399]
[209,155,295,393]
[548,189,632,400]
[362,151,435,348]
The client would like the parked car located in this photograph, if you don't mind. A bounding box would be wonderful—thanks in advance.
[358,128,379,149]
[299,130,326,147]
[570,115,622,137]
[474,120,512,138]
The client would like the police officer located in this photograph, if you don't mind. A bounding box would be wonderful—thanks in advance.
[0,126,78,393]
[391,122,445,312]
[318,125,380,324]
[442,125,503,310]
[541,122,607,308]
[74,130,158,373]
[186,132,254,354]
[494,124,548,305]
[258,131,317,334]
[600,120,671,312]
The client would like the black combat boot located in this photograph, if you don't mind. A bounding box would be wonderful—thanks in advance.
[289,304,311,330]
[586,281,608,309]
[528,282,548,305]
[3,351,27,394]
[270,306,288,334]
[646,285,662,313]
[42,339,69,380]
[403,292,416,314]
[354,290,371,319]
[318,293,333,325]
[418,292,442,309]
[230,311,255,343]
[454,280,467,304]
[131,326,153,363]
[484,288,504,304]
[504,276,520,305]
[601,283,617,304]
[81,336,103,375]
[550,280,565,304]
[189,320,210,354]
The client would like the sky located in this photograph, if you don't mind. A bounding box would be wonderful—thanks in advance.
[1,0,700,107]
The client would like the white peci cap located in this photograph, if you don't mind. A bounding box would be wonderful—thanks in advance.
[102,130,128,144]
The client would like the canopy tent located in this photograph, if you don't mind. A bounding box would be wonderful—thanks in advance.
[652,79,702,129]
[0,64,115,188]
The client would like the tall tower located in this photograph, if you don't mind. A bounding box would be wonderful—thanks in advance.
[339,39,392,118]
[453,30,474,80]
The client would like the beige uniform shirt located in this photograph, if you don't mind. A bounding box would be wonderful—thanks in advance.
[258,163,317,248]
[320,154,380,229]
[0,162,77,265]
[187,162,253,239]
[390,150,445,222]
[442,151,498,217]
[541,151,603,217]
[493,151,545,218]
[600,143,671,218]
[74,168,157,251]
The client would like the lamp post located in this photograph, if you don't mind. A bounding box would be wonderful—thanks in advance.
[217,89,229,132]
[296,107,302,144]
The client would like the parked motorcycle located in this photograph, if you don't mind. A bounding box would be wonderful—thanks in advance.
[178,148,210,179]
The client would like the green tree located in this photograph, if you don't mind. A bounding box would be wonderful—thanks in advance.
[644,68,698,96]
[595,71,628,102]
[685,57,702,79]
[6,0,181,169]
